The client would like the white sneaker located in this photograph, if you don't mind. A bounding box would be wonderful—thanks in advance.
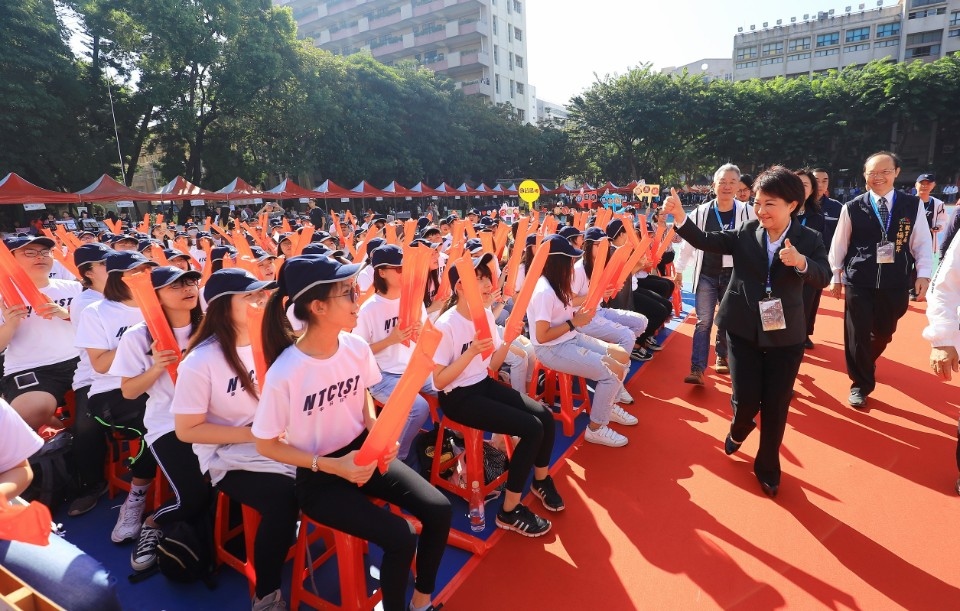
[111,498,145,544]
[618,387,634,404]
[609,405,639,426]
[584,425,628,447]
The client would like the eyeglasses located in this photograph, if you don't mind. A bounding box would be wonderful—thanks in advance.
[330,286,359,303]
[18,249,52,258]
[167,278,200,290]
[865,169,896,178]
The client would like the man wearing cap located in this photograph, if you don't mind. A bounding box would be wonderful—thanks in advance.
[813,169,844,249]
[910,173,948,300]
[829,151,932,408]
[674,164,756,384]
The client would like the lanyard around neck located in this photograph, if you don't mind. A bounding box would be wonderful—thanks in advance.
[868,192,894,235]
[713,203,735,229]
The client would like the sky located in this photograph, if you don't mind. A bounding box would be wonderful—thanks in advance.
[525,0,895,104]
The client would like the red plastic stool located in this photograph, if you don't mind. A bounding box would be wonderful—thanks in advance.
[104,432,170,513]
[428,416,509,503]
[528,360,591,436]
[214,491,261,596]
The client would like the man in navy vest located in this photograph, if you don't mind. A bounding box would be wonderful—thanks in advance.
[813,168,843,248]
[828,151,933,408]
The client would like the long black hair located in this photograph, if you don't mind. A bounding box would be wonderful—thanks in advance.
[185,296,257,399]
[262,282,338,366]
[542,254,574,307]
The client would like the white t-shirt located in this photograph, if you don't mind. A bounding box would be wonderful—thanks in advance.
[433,307,501,392]
[1,279,83,375]
[252,332,381,457]
[357,265,375,293]
[109,322,193,446]
[49,260,75,281]
[0,398,43,474]
[355,294,427,375]
[69,289,103,390]
[75,300,145,396]
[190,248,207,269]
[171,339,294,484]
[572,260,589,296]
[526,276,577,347]
[514,263,526,294]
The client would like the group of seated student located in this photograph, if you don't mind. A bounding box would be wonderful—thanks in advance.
[0,204,674,611]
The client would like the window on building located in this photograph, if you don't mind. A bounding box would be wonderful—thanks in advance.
[736,46,758,60]
[494,45,499,65]
[513,1,522,13]
[906,44,941,57]
[517,82,524,94]
[760,57,784,65]
[514,27,522,41]
[876,23,901,38]
[508,26,512,42]
[875,38,900,48]
[788,37,811,51]
[510,79,515,98]
[907,30,943,45]
[492,16,497,35]
[846,27,870,43]
[951,11,960,26]
[509,51,513,70]
[949,29,960,38]
[507,0,511,13]
[909,7,946,18]
[495,74,500,94]
[844,43,870,52]
[814,48,839,57]
[787,52,812,61]
[735,61,758,69]
[515,55,524,68]
[910,0,944,7]
[816,32,840,47]
[761,42,784,56]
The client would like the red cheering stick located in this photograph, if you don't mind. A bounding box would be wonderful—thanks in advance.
[582,238,609,310]
[246,303,269,391]
[175,237,202,270]
[123,271,181,383]
[479,232,495,256]
[150,243,170,267]
[453,255,493,359]
[502,244,549,346]
[292,227,314,257]
[354,321,442,473]
[398,246,432,346]
[384,223,398,245]
[0,500,52,546]
[501,217,529,298]
[0,242,52,314]
[402,219,417,246]
[493,222,510,260]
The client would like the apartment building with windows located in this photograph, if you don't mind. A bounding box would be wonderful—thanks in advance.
[732,0,960,81]
[661,58,734,82]
[276,0,533,122]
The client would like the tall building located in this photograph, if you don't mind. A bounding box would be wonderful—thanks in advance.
[661,58,734,83]
[732,0,960,81]
[277,0,532,123]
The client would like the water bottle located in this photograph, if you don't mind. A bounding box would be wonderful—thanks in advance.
[468,480,485,532]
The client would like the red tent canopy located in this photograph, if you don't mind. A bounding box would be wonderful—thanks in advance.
[0,173,80,204]
[215,177,262,200]
[408,181,440,197]
[76,174,157,202]
[433,182,457,195]
[456,182,478,197]
[264,179,319,200]
[492,184,516,196]
[380,181,414,198]
[314,179,351,198]
[473,183,495,196]
[597,181,622,194]
[157,176,219,201]
[349,181,389,199]
[620,180,639,195]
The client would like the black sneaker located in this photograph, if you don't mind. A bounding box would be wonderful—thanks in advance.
[644,337,664,352]
[531,475,565,512]
[68,481,108,517]
[631,346,653,361]
[496,504,551,537]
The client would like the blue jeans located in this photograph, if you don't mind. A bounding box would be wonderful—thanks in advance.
[369,372,435,462]
[0,531,121,611]
[692,271,730,371]
[535,333,621,426]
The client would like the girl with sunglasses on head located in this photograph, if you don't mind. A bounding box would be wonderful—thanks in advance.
[253,254,451,611]
[109,266,210,572]
[172,269,296,610]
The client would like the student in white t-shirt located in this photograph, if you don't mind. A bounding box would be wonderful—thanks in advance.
[0,236,83,429]
[109,266,209,574]
[252,254,451,611]
[526,235,633,448]
[433,254,562,538]
[172,269,296,610]
[77,251,158,543]
[355,245,433,466]
[355,237,385,293]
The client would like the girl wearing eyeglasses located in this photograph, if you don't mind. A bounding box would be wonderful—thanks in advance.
[109,267,209,573]
[254,254,451,611]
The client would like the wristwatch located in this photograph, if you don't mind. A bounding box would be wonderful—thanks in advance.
[311,455,319,472]
[566,320,576,331]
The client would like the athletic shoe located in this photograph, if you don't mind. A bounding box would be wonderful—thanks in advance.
[618,387,634,404]
[531,475,565,512]
[584,425,628,447]
[609,405,638,426]
[111,498,145,543]
[714,356,730,375]
[684,368,705,385]
[68,481,108,517]
[631,346,653,362]
[644,337,664,351]
[848,389,867,409]
[130,524,162,571]
[495,504,551,537]
[252,589,287,611]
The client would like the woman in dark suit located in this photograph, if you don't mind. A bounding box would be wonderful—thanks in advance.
[661,166,830,498]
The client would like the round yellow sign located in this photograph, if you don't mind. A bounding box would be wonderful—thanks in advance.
[518,180,540,204]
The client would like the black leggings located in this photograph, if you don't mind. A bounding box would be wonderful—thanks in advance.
[439,376,555,494]
[88,389,157,480]
[633,287,672,343]
[296,434,451,611]
[217,471,298,599]
[70,386,107,489]
[149,431,211,525]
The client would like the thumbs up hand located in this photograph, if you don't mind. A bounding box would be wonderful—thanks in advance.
[660,188,686,225]
[778,238,807,270]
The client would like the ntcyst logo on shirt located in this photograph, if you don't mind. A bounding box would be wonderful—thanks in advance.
[302,375,362,414]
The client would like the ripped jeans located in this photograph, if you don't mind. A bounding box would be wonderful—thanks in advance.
[534,333,621,426]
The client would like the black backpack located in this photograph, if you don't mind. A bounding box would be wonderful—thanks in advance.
[22,430,77,512]
[156,515,217,588]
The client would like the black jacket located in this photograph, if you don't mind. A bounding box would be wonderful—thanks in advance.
[676,218,830,347]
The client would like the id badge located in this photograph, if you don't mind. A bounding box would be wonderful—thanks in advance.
[722,254,733,268]
[759,297,787,332]
[877,241,894,264]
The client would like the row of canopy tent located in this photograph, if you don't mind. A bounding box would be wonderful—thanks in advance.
[0,172,643,205]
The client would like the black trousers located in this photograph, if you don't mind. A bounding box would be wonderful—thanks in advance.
[69,386,108,490]
[635,275,675,301]
[727,332,805,487]
[801,284,823,337]
[217,471,298,599]
[632,287,672,344]
[149,431,211,525]
[296,433,451,611]
[843,285,910,395]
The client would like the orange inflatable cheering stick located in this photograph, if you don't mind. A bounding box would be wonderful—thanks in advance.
[581,239,609,311]
[0,500,53,546]
[292,227,314,257]
[398,245,432,346]
[501,217,529,298]
[384,223,398,245]
[432,243,462,304]
[246,303,269,391]
[149,243,171,267]
[402,219,417,246]
[123,271,181,382]
[354,321,442,473]
[502,243,549,346]
[453,255,493,359]
[174,237,202,270]
[493,222,511,260]
[0,242,52,314]
[0,273,24,309]
[200,242,214,287]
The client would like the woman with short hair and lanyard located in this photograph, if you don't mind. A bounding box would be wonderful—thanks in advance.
[662,166,830,498]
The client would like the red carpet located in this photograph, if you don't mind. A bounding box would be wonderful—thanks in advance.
[443,293,960,609]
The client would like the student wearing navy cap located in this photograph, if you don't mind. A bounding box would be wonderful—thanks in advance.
[171,269,295,610]
[254,255,451,611]
[111,234,139,252]
[356,236,386,293]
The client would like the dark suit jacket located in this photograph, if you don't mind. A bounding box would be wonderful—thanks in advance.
[676,218,830,347]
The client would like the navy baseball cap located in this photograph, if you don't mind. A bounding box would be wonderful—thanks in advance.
[467,208,480,217]
[249,246,275,261]
[544,234,583,258]
[300,243,346,258]
[372,244,403,268]
[203,268,276,305]
[479,216,496,227]
[277,255,362,302]
[74,243,113,267]
[364,237,386,259]
[4,236,55,252]
[276,232,294,245]
[151,266,202,289]
[447,253,495,287]
[163,248,191,261]
[410,238,439,249]
[559,226,583,240]
[584,227,608,242]
[917,173,936,182]
[210,245,237,262]
[138,239,160,253]
[524,234,538,247]
[464,238,483,254]
[106,251,157,273]
[111,234,138,245]
[311,231,334,243]
[605,219,626,240]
